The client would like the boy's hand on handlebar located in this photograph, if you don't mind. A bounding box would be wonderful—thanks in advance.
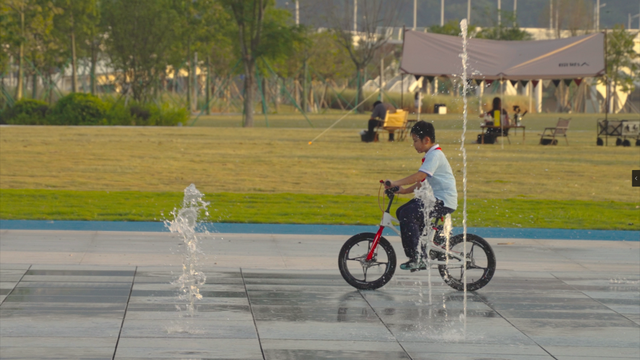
[382,180,401,194]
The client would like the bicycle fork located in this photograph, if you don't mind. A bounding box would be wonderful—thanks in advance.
[366,212,401,261]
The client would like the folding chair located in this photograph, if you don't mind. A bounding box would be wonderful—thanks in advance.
[540,118,571,145]
[375,110,408,142]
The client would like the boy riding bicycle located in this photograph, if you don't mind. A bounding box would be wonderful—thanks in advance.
[385,121,458,271]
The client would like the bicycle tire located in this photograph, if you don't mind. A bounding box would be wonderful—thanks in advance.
[338,232,396,290]
[438,233,496,291]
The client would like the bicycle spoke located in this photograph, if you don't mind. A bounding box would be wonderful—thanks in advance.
[468,265,486,270]
[346,255,366,261]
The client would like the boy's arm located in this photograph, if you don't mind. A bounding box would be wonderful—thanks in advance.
[386,172,427,194]
[398,183,419,195]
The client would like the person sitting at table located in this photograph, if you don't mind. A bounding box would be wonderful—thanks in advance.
[362,101,397,142]
[477,97,510,143]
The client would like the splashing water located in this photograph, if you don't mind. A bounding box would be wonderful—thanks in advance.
[166,184,210,317]
[460,18,470,337]
[414,180,436,226]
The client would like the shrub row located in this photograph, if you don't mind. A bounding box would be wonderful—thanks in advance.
[0,93,189,126]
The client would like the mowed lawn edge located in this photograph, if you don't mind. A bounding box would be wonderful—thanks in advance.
[0,189,638,231]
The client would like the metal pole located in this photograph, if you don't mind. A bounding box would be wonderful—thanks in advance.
[441,0,444,26]
[550,0,553,30]
[354,0,357,32]
[295,0,299,25]
[556,6,561,38]
[379,58,383,101]
[413,0,417,30]
[513,0,517,27]
[596,0,599,31]
[604,28,608,120]
[467,0,471,24]
[500,77,504,150]
[497,0,501,28]
[417,83,422,122]
[401,73,404,109]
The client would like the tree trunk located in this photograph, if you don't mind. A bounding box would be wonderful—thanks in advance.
[90,42,97,94]
[16,10,24,100]
[32,71,37,99]
[71,30,77,93]
[206,56,211,115]
[262,76,268,109]
[192,52,198,112]
[274,77,280,113]
[48,72,54,105]
[356,67,363,113]
[302,61,308,112]
[243,59,255,127]
[186,40,191,111]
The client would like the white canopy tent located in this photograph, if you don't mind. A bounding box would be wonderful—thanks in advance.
[400,31,606,80]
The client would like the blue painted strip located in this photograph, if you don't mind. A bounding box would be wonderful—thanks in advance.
[1,220,638,241]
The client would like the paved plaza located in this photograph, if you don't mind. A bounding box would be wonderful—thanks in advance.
[1,229,639,359]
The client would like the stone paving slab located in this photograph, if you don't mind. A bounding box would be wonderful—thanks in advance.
[0,230,638,359]
[1,265,638,359]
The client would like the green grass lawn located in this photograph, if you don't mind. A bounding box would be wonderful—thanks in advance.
[1,189,637,230]
[0,112,638,230]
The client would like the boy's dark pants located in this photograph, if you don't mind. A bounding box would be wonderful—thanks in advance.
[396,198,455,260]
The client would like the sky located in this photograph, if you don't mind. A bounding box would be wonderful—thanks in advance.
[277,0,640,30]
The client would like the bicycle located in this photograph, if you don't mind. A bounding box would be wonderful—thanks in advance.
[338,181,496,291]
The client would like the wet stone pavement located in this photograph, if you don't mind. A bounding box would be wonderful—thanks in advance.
[1,264,638,360]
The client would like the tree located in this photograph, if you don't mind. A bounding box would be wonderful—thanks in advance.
[306,30,355,82]
[0,3,16,80]
[476,10,532,41]
[23,0,64,101]
[171,0,230,111]
[101,0,180,102]
[2,0,27,100]
[603,25,639,113]
[221,0,303,127]
[326,0,400,112]
[540,0,594,38]
[53,0,98,93]
[429,19,478,37]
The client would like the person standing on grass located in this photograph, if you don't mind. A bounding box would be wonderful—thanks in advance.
[362,101,396,142]
[384,121,457,270]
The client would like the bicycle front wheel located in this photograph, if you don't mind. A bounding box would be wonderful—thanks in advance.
[438,233,496,291]
[338,233,396,290]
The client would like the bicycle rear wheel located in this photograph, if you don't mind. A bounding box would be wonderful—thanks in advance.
[338,233,396,290]
[438,233,496,291]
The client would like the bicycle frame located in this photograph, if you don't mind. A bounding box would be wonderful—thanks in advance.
[366,191,466,268]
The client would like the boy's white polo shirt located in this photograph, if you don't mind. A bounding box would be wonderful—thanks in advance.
[418,144,458,210]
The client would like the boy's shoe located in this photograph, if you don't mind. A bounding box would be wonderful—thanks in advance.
[400,259,426,271]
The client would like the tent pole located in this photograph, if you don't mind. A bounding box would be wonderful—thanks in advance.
[401,73,404,109]
[604,28,609,121]
[528,81,532,115]
[500,76,504,150]
[379,58,383,101]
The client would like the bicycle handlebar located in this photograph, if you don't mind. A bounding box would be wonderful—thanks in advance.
[380,180,399,197]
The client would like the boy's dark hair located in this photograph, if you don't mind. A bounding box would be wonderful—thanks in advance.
[372,100,382,108]
[411,120,435,142]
